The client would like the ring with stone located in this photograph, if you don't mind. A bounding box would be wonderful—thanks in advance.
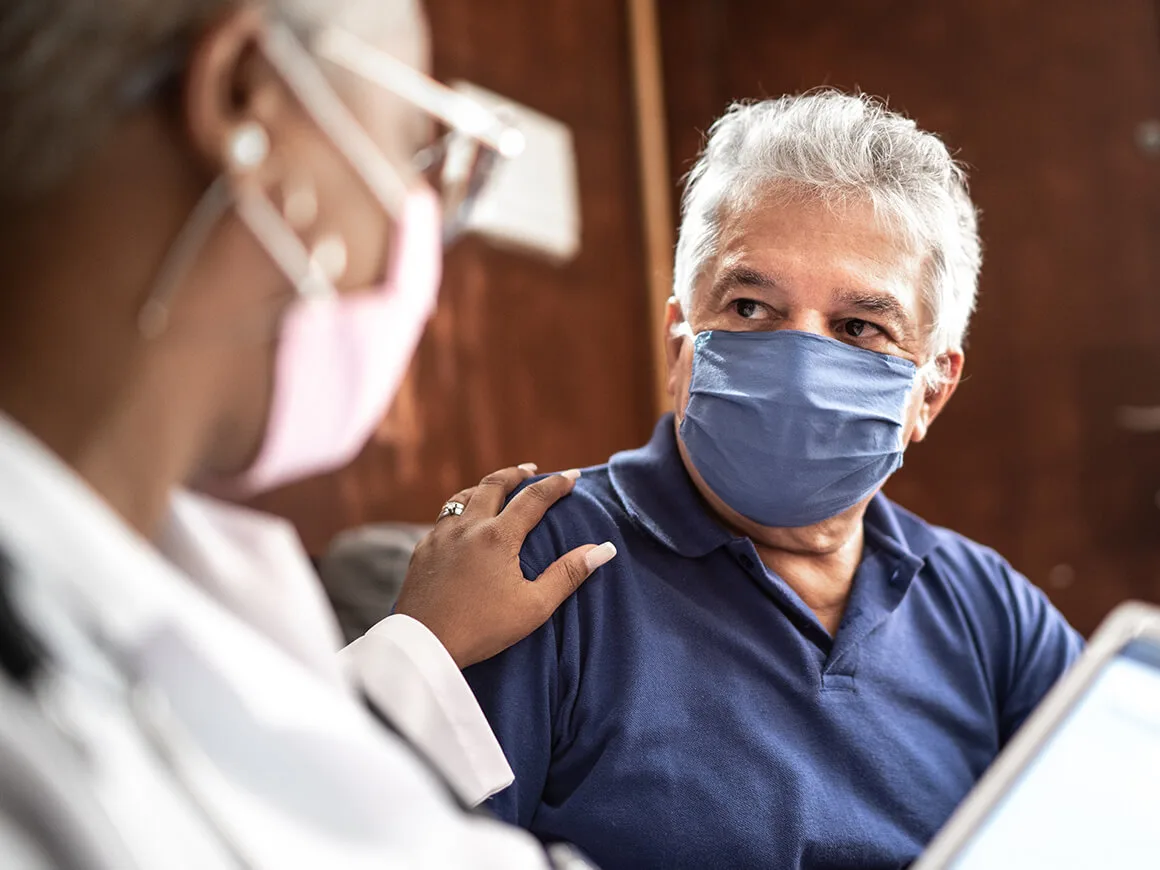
[437,500,466,522]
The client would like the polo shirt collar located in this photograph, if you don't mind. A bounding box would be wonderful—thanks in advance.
[863,488,939,566]
[608,414,733,558]
[609,413,936,570]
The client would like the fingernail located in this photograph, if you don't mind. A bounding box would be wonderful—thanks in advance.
[560,468,581,481]
[518,463,538,473]
[584,542,617,573]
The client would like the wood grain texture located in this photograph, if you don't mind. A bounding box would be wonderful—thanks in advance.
[628,0,677,416]
[660,0,1160,635]
[250,0,656,554]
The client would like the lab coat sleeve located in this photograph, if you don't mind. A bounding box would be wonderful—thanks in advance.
[339,614,514,807]
[0,810,57,870]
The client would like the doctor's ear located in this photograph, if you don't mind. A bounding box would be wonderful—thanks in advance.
[182,7,298,183]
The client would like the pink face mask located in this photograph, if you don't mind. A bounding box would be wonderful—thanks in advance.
[231,186,442,494]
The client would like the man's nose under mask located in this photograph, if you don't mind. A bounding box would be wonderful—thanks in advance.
[678,329,919,528]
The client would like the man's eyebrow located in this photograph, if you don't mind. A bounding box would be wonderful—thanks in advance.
[833,288,914,332]
[709,265,780,302]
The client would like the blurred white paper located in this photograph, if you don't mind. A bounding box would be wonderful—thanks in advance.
[452,81,581,264]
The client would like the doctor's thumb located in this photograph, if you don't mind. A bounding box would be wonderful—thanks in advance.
[529,542,617,619]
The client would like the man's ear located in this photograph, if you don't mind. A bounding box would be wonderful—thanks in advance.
[910,350,964,443]
[664,297,691,398]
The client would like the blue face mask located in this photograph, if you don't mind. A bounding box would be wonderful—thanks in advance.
[678,329,919,528]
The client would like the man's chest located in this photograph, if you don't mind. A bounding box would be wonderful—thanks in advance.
[537,572,1002,869]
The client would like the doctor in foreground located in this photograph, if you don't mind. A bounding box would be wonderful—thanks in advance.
[0,0,614,867]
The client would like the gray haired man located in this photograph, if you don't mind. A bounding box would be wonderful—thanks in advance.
[464,92,1083,870]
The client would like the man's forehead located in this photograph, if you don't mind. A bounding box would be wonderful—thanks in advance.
[708,193,927,315]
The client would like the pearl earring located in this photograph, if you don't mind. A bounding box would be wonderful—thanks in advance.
[227,122,270,170]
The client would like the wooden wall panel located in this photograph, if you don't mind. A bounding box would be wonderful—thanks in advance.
[660,0,1160,635]
[251,0,656,553]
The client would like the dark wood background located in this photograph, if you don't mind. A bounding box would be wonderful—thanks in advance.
[257,0,1160,637]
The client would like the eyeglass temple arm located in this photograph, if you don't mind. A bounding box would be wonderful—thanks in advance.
[311,27,525,159]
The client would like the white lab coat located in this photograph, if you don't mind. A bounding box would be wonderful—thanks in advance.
[0,413,556,869]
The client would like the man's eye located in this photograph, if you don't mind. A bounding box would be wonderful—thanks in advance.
[733,299,762,318]
[842,319,880,338]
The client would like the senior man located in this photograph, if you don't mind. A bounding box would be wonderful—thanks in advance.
[463,91,1083,869]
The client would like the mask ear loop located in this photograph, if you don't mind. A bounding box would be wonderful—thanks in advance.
[137,176,338,341]
[262,22,409,220]
[915,354,950,394]
[137,177,233,339]
[233,184,334,301]
[137,21,420,340]
[137,193,328,345]
[247,24,417,295]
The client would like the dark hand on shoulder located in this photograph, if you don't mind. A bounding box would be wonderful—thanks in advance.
[394,465,617,668]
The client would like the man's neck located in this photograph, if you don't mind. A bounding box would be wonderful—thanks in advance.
[750,521,865,636]
[672,419,873,636]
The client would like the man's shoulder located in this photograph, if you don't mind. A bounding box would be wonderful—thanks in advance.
[879,496,1041,616]
[881,496,1074,634]
[882,496,1010,575]
[507,465,631,571]
[509,464,623,522]
[883,496,1080,674]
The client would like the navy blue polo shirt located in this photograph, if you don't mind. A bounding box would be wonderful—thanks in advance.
[464,415,1082,870]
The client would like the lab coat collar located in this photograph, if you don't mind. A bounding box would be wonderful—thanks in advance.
[0,412,345,687]
[0,413,515,812]
[0,414,517,866]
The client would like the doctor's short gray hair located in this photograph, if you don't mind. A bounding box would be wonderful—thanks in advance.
[0,0,417,198]
[674,92,982,361]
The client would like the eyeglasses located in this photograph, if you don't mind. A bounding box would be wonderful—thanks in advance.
[120,20,525,244]
[299,25,525,243]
